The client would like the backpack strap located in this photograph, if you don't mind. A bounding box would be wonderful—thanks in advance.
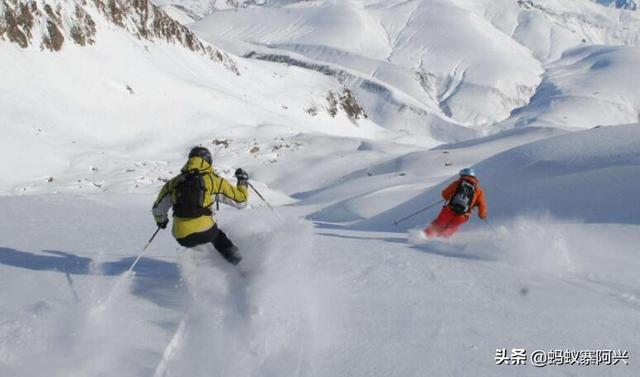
[206,172,222,211]
[464,178,478,207]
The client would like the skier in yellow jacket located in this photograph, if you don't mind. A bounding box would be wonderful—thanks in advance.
[152,146,249,264]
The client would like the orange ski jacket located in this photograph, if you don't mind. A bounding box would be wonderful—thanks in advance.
[441,176,488,218]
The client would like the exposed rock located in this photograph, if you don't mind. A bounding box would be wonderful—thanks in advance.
[40,3,64,50]
[70,4,96,46]
[246,52,369,120]
[43,3,57,20]
[3,1,36,48]
[44,18,63,50]
[326,90,338,117]
[212,138,230,148]
[0,0,238,74]
[104,0,124,26]
[18,2,35,32]
[339,88,367,120]
[245,51,347,82]
[305,105,318,116]
[4,10,29,47]
[324,88,367,119]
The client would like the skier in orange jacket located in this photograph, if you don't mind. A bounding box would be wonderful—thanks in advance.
[425,168,488,238]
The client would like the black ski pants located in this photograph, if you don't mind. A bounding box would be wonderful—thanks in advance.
[176,225,242,265]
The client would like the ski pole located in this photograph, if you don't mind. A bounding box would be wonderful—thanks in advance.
[483,218,499,237]
[211,144,225,167]
[130,227,161,274]
[393,199,445,226]
[248,182,286,222]
[101,226,161,308]
[143,227,161,251]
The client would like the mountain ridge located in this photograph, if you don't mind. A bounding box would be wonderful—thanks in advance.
[0,0,239,73]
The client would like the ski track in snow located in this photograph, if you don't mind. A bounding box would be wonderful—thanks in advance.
[152,219,318,377]
[1,124,639,376]
[1,194,640,376]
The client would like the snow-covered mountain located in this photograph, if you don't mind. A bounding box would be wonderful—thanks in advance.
[0,0,236,68]
[505,45,640,129]
[593,0,638,10]
[2,0,640,376]
[152,0,265,21]
[1,0,398,195]
[190,0,640,131]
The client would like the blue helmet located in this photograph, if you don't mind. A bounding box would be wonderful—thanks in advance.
[459,168,476,177]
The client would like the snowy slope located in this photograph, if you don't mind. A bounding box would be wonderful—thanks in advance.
[191,0,544,128]
[506,46,640,129]
[593,0,638,10]
[1,0,420,195]
[2,124,640,376]
[151,0,277,20]
[305,126,568,224]
[187,0,640,133]
[360,123,640,230]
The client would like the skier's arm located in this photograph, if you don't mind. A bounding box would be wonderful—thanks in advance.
[213,176,248,209]
[152,180,174,223]
[476,189,488,219]
[441,181,458,201]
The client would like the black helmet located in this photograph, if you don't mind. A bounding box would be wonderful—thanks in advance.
[188,146,212,165]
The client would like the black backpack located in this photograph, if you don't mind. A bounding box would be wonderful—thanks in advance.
[448,179,476,215]
[172,171,212,218]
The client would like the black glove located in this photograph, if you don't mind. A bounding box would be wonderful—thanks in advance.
[235,168,249,187]
[157,218,169,229]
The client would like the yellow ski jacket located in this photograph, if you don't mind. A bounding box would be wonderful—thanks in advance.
[152,156,248,240]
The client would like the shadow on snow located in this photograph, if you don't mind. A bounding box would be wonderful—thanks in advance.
[0,247,185,309]
[314,222,496,262]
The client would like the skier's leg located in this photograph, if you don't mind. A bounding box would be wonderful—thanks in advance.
[176,227,218,248]
[425,207,451,237]
[440,214,469,238]
[425,223,440,237]
[211,226,242,265]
